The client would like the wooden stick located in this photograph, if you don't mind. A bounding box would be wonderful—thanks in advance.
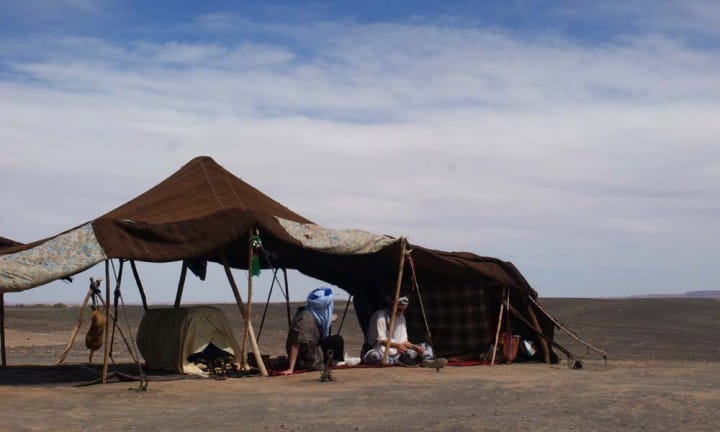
[108,260,124,361]
[102,260,111,384]
[220,249,268,377]
[129,260,148,311]
[94,293,139,364]
[528,296,607,357]
[173,261,188,309]
[506,302,579,362]
[382,238,407,366]
[526,303,551,364]
[490,287,507,366]
[1,293,6,367]
[242,229,254,367]
[283,268,291,327]
[55,286,94,364]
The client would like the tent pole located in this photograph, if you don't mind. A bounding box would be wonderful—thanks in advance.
[219,249,268,377]
[506,302,581,363]
[283,268,291,327]
[527,296,607,358]
[94,291,140,364]
[173,261,188,309]
[56,285,94,364]
[242,229,254,368]
[109,259,125,361]
[1,293,6,367]
[526,304,551,364]
[382,237,407,366]
[130,260,149,311]
[336,294,353,335]
[490,287,507,366]
[256,268,279,343]
[102,260,111,384]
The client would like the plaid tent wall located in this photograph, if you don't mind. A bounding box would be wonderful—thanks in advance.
[405,281,494,356]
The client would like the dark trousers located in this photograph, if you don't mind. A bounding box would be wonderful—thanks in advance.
[321,334,345,362]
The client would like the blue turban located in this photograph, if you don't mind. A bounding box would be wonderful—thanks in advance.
[307,287,334,338]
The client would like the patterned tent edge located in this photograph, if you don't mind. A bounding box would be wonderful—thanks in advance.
[0,223,107,293]
[276,217,396,255]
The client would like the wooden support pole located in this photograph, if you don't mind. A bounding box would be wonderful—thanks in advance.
[1,293,6,367]
[526,303,551,364]
[220,249,268,377]
[242,229,254,367]
[382,237,407,366]
[173,261,188,309]
[283,268,291,327]
[108,260,125,360]
[94,290,139,364]
[506,302,579,362]
[130,260,148,311]
[490,287,507,366]
[527,296,607,358]
[102,260,111,384]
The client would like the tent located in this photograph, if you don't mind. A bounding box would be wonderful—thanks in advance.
[1,156,598,379]
[0,236,22,367]
[0,237,21,250]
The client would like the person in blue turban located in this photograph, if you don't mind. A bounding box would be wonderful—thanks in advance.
[280,287,345,375]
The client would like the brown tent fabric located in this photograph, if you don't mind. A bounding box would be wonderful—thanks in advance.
[93,156,312,262]
[0,237,22,251]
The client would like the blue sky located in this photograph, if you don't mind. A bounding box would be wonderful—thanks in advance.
[1,1,719,304]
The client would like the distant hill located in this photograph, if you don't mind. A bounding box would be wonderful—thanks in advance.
[630,290,720,299]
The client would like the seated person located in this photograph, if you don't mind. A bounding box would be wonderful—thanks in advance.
[362,294,437,366]
[279,287,344,375]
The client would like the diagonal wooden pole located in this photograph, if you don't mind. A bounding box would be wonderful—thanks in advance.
[526,303,551,364]
[506,302,583,363]
[382,237,407,366]
[527,296,607,358]
[93,290,139,364]
[129,260,148,311]
[220,249,268,377]
[55,286,94,365]
[109,259,125,361]
[173,261,188,309]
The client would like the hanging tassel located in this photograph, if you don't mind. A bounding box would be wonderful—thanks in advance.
[250,233,263,277]
[251,254,261,277]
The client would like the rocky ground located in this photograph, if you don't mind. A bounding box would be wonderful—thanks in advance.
[1,298,718,431]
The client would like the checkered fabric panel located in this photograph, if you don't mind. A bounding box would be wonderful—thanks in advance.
[405,281,494,356]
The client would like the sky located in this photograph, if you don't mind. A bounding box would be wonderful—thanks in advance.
[1,1,719,305]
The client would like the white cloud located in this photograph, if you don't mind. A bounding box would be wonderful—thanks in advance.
[1,14,719,302]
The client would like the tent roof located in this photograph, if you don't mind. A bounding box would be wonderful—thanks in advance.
[92,156,312,261]
[0,237,21,251]
[1,156,537,299]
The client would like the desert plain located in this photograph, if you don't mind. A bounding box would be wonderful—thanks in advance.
[0,297,718,431]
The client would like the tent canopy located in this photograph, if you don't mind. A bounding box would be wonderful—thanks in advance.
[1,156,556,359]
[0,237,21,251]
[1,156,536,299]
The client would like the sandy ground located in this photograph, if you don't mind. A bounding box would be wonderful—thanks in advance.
[1,298,719,431]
